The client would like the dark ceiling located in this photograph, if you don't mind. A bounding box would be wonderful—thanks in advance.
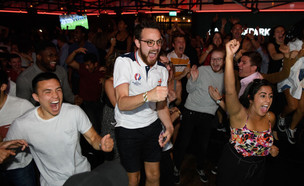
[0,0,303,15]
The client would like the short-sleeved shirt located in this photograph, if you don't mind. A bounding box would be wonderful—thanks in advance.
[167,50,190,77]
[113,51,168,129]
[5,103,92,186]
[0,95,34,170]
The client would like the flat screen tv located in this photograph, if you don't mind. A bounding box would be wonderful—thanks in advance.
[59,14,89,30]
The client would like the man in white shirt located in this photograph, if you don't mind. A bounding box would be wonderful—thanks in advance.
[6,72,113,186]
[114,19,173,186]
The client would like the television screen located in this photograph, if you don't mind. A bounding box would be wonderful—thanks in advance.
[59,14,89,30]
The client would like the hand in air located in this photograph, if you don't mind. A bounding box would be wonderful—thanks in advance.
[226,39,240,57]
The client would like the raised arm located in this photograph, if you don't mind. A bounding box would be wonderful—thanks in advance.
[225,40,244,123]
[267,43,284,61]
[65,48,88,70]
[262,44,299,83]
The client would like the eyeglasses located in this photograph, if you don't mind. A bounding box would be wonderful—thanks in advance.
[211,58,223,62]
[140,39,163,47]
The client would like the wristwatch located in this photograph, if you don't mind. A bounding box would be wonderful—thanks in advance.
[216,97,223,105]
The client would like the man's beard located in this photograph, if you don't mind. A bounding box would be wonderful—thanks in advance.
[139,48,159,67]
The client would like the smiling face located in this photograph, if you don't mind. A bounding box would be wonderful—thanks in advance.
[32,78,63,120]
[250,86,273,116]
[212,33,222,47]
[9,57,21,71]
[172,36,186,58]
[118,20,127,32]
[84,61,97,73]
[73,27,85,43]
[210,51,224,73]
[37,47,58,72]
[231,24,243,40]
[135,28,162,67]
[238,55,257,78]
[273,26,285,44]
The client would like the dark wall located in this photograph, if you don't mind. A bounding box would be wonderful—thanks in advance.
[1,11,304,40]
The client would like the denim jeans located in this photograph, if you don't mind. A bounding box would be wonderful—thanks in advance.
[0,160,37,186]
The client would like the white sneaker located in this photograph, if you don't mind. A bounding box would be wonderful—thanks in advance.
[286,128,296,144]
[277,116,286,132]
[162,141,173,151]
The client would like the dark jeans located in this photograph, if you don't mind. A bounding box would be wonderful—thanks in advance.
[0,160,37,186]
[173,108,217,170]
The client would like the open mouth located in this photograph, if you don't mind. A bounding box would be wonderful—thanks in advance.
[148,51,158,59]
[178,47,184,51]
[50,100,60,111]
[50,61,56,68]
[261,105,269,113]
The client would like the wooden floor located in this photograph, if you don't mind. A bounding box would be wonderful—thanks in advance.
[178,154,217,186]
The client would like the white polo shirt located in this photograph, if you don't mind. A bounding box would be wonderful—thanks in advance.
[113,51,168,129]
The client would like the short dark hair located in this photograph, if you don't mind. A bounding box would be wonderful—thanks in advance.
[75,26,88,39]
[211,46,226,58]
[84,53,98,64]
[134,18,160,40]
[35,41,56,55]
[231,23,242,30]
[242,51,262,71]
[172,32,186,44]
[239,79,274,108]
[32,72,60,94]
[9,53,21,61]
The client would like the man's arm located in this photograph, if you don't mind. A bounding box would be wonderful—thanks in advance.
[65,48,88,70]
[186,65,199,93]
[262,56,298,84]
[83,127,113,152]
[115,83,168,111]
[0,139,29,164]
[157,101,174,147]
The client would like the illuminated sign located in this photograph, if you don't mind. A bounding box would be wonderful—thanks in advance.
[169,11,177,16]
[208,27,271,37]
[242,28,271,36]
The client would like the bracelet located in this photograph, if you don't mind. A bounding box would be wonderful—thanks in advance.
[216,97,223,105]
[143,92,148,102]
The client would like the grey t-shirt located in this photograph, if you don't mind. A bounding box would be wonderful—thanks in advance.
[185,66,224,115]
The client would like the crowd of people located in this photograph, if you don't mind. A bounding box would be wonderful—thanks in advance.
[0,13,303,186]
